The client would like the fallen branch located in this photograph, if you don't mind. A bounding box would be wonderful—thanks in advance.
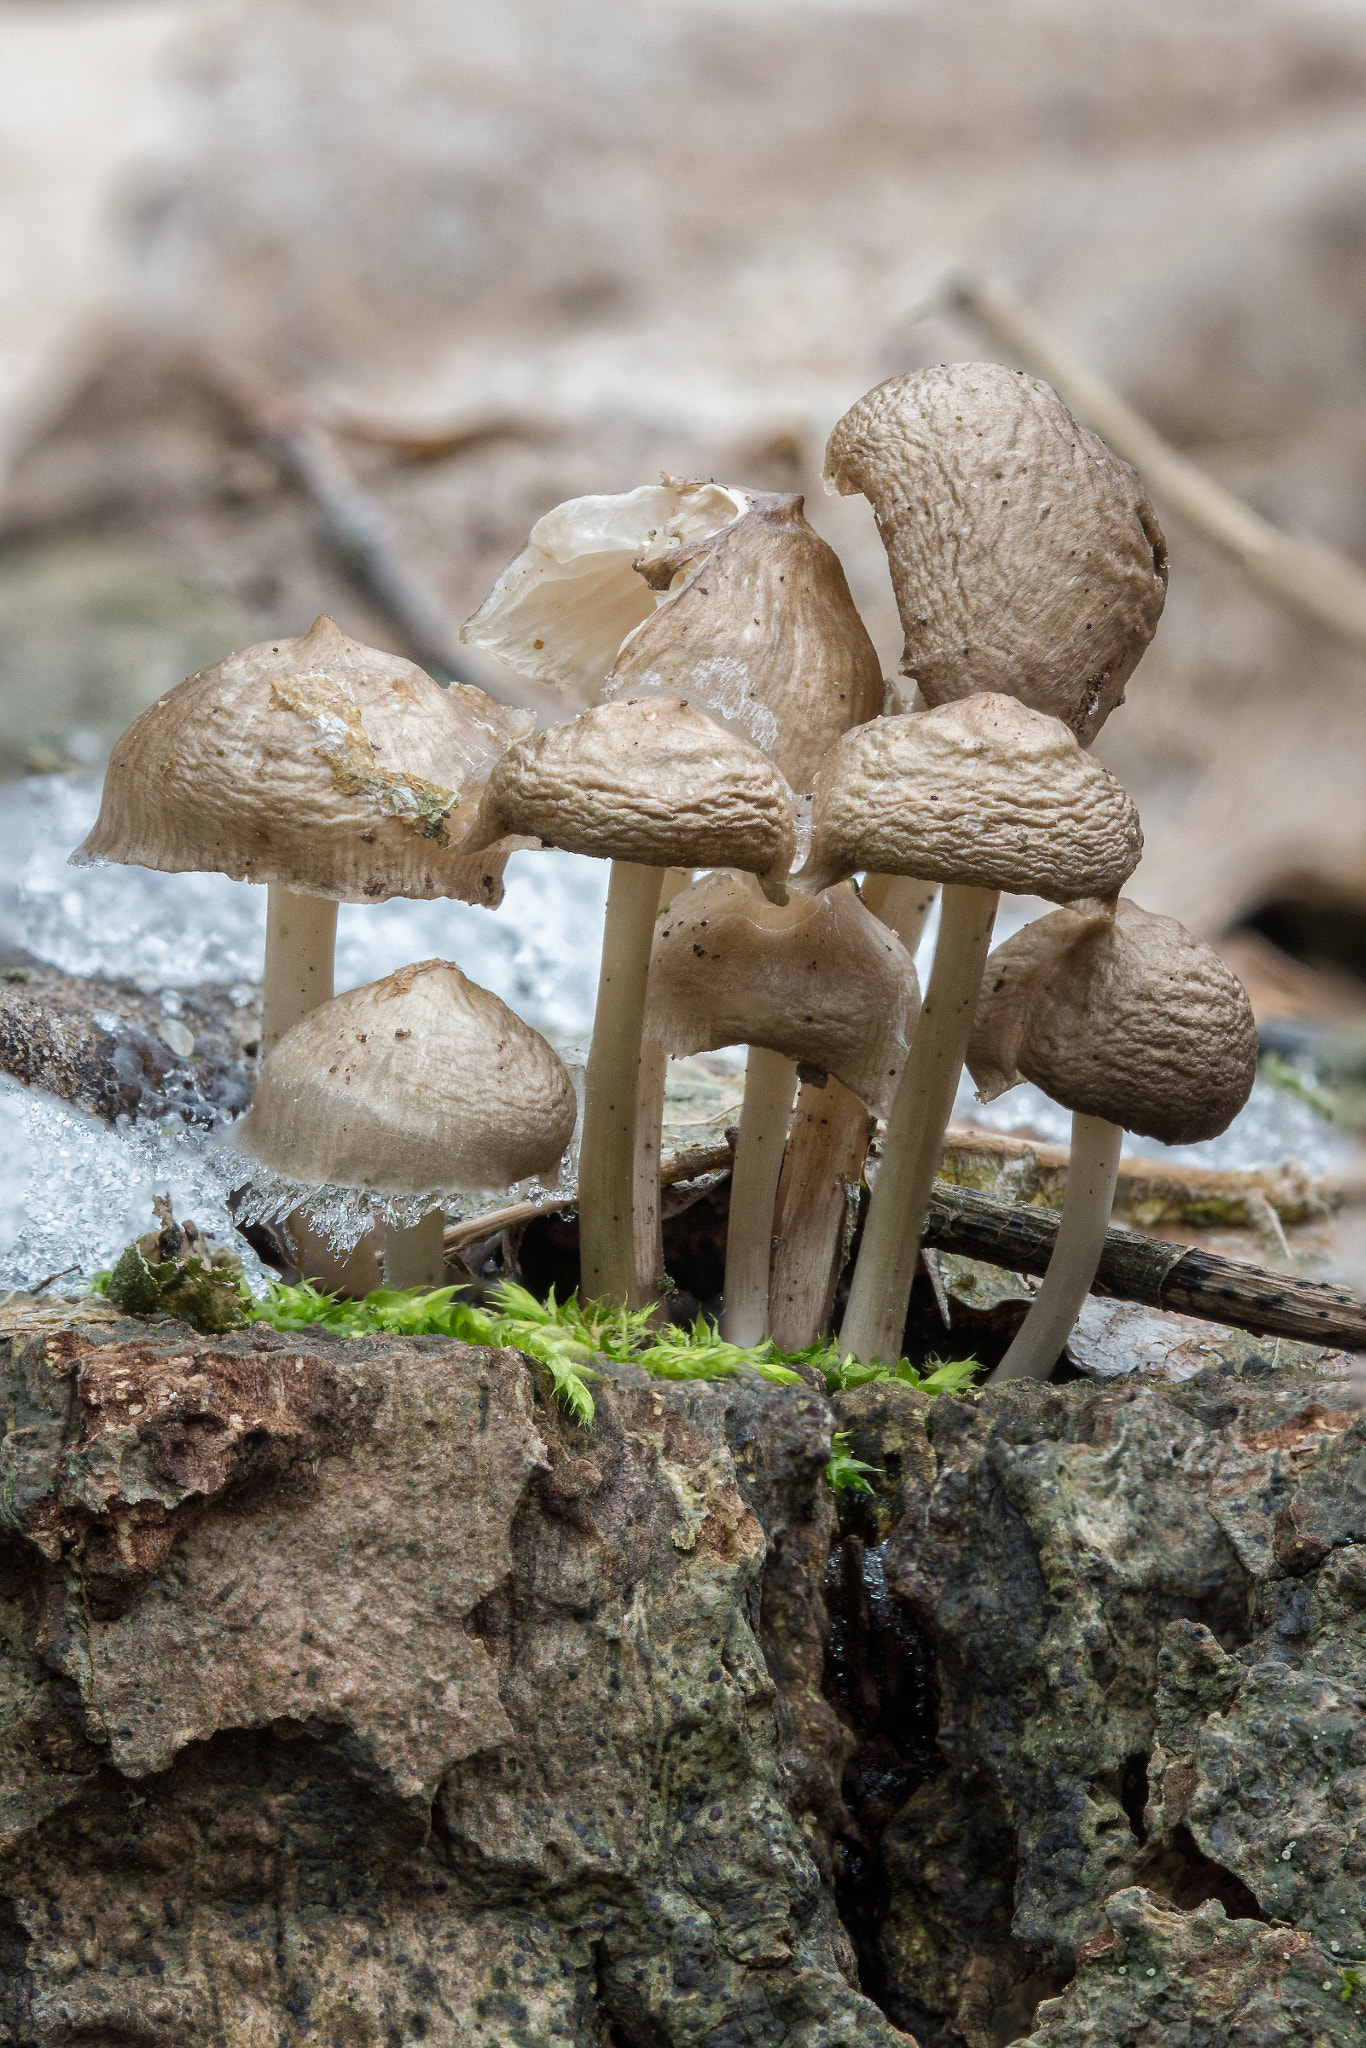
[924,1182,1366,1352]
[949,271,1366,657]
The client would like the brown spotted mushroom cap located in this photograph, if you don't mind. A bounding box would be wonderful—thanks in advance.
[966,897,1258,1145]
[642,870,919,1115]
[75,615,533,906]
[603,491,883,794]
[461,698,797,878]
[235,959,576,1195]
[804,693,1142,901]
[824,362,1168,744]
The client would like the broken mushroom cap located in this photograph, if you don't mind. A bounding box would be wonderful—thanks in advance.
[460,480,748,705]
[602,491,884,794]
[75,614,533,906]
[824,362,1168,744]
[966,897,1258,1146]
[234,958,577,1195]
[804,693,1141,902]
[461,699,797,878]
[642,870,920,1116]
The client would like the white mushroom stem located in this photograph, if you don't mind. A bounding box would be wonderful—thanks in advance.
[262,883,338,1053]
[989,1114,1123,1383]
[632,870,693,1305]
[839,883,999,1365]
[721,1047,799,1346]
[766,872,937,1352]
[383,1207,448,1292]
[579,859,667,1305]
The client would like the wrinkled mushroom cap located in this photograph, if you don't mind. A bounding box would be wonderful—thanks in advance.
[824,362,1168,744]
[235,958,576,1195]
[460,480,747,705]
[603,491,883,793]
[966,897,1258,1145]
[805,694,1142,901]
[642,870,919,1115]
[75,615,534,906]
[461,699,797,877]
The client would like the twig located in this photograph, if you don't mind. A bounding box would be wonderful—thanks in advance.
[443,1143,733,1256]
[30,1264,80,1296]
[191,350,563,721]
[948,272,1366,656]
[923,1182,1366,1352]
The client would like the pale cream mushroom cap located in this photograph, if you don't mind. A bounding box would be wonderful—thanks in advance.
[76,614,533,906]
[824,362,1168,744]
[234,958,576,1195]
[459,480,747,705]
[966,897,1257,1146]
[602,491,883,794]
[805,694,1141,901]
[461,699,797,877]
[642,870,919,1116]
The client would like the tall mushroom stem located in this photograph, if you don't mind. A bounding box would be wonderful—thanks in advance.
[261,883,338,1053]
[720,1046,798,1345]
[382,1207,448,1291]
[579,859,666,1306]
[766,873,936,1351]
[988,1113,1123,1383]
[632,870,693,1306]
[839,883,999,1365]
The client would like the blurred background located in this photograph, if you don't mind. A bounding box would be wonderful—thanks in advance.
[5,0,1366,1295]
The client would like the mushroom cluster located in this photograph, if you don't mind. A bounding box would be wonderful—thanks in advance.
[75,360,1258,1390]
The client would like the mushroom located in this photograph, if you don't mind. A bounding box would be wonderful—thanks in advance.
[808,694,1143,1366]
[75,613,533,1055]
[823,361,1168,745]
[643,870,920,1343]
[234,958,577,1288]
[462,699,797,1305]
[966,898,1258,1382]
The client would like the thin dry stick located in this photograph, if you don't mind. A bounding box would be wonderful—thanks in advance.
[950,272,1366,654]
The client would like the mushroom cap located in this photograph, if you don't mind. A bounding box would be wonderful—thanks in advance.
[75,614,533,906]
[234,958,576,1195]
[805,694,1142,902]
[461,699,797,877]
[603,491,883,794]
[642,870,919,1115]
[824,362,1168,744]
[460,480,747,705]
[966,897,1258,1145]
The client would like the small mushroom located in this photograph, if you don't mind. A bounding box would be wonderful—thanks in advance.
[234,958,576,1288]
[820,697,1143,1367]
[464,699,796,1306]
[75,613,532,1052]
[644,871,920,1343]
[824,361,1168,745]
[966,898,1258,1381]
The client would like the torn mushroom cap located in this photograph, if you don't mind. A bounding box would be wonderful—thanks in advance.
[602,491,883,794]
[967,897,1258,1146]
[824,362,1167,745]
[642,871,919,1116]
[460,480,748,705]
[76,614,533,907]
[461,699,797,879]
[235,958,576,1195]
[805,693,1141,902]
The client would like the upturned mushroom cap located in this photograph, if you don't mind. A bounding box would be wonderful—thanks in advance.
[804,693,1142,901]
[75,614,533,906]
[602,491,883,793]
[966,897,1257,1145]
[461,699,797,877]
[642,870,919,1115]
[824,362,1168,744]
[460,480,747,704]
[234,958,576,1194]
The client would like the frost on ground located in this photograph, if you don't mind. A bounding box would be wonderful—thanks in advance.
[0,770,1357,1289]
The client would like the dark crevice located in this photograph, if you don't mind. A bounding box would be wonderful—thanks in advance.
[823,1532,942,2010]
[1239,892,1366,984]
[1136,1824,1268,1921]
[1119,1752,1151,1844]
